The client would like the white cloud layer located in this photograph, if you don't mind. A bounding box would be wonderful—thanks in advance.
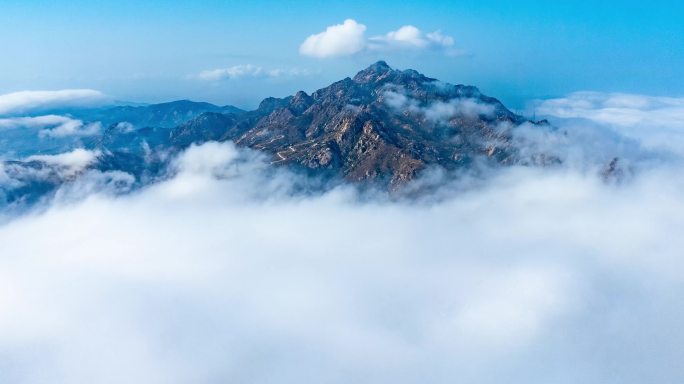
[1,92,684,383]
[536,92,684,155]
[195,65,311,81]
[299,19,459,58]
[0,89,109,116]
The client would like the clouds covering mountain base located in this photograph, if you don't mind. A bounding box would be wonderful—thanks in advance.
[1,92,684,383]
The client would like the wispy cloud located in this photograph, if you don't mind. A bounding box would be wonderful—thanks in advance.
[0,115,101,138]
[369,26,460,55]
[0,115,75,130]
[299,19,462,58]
[384,89,496,121]
[194,65,311,81]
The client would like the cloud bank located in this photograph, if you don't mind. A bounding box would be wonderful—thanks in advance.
[536,92,684,155]
[299,19,460,58]
[1,92,684,383]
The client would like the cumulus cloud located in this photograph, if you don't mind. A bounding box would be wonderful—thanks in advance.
[195,65,311,81]
[0,89,109,116]
[1,92,684,383]
[299,19,368,58]
[381,25,431,48]
[299,19,459,58]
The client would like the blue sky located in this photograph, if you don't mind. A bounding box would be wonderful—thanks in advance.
[1,0,682,109]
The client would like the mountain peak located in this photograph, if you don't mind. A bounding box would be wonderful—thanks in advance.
[289,91,313,115]
[353,60,395,83]
[369,60,392,71]
[352,61,437,87]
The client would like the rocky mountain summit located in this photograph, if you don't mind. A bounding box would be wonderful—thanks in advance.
[167,61,547,186]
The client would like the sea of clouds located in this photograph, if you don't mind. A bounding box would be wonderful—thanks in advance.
[0,91,683,383]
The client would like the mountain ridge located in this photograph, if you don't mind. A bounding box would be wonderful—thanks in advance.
[1,61,555,207]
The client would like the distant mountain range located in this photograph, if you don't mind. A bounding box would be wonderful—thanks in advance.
[79,100,245,129]
[1,61,557,206]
